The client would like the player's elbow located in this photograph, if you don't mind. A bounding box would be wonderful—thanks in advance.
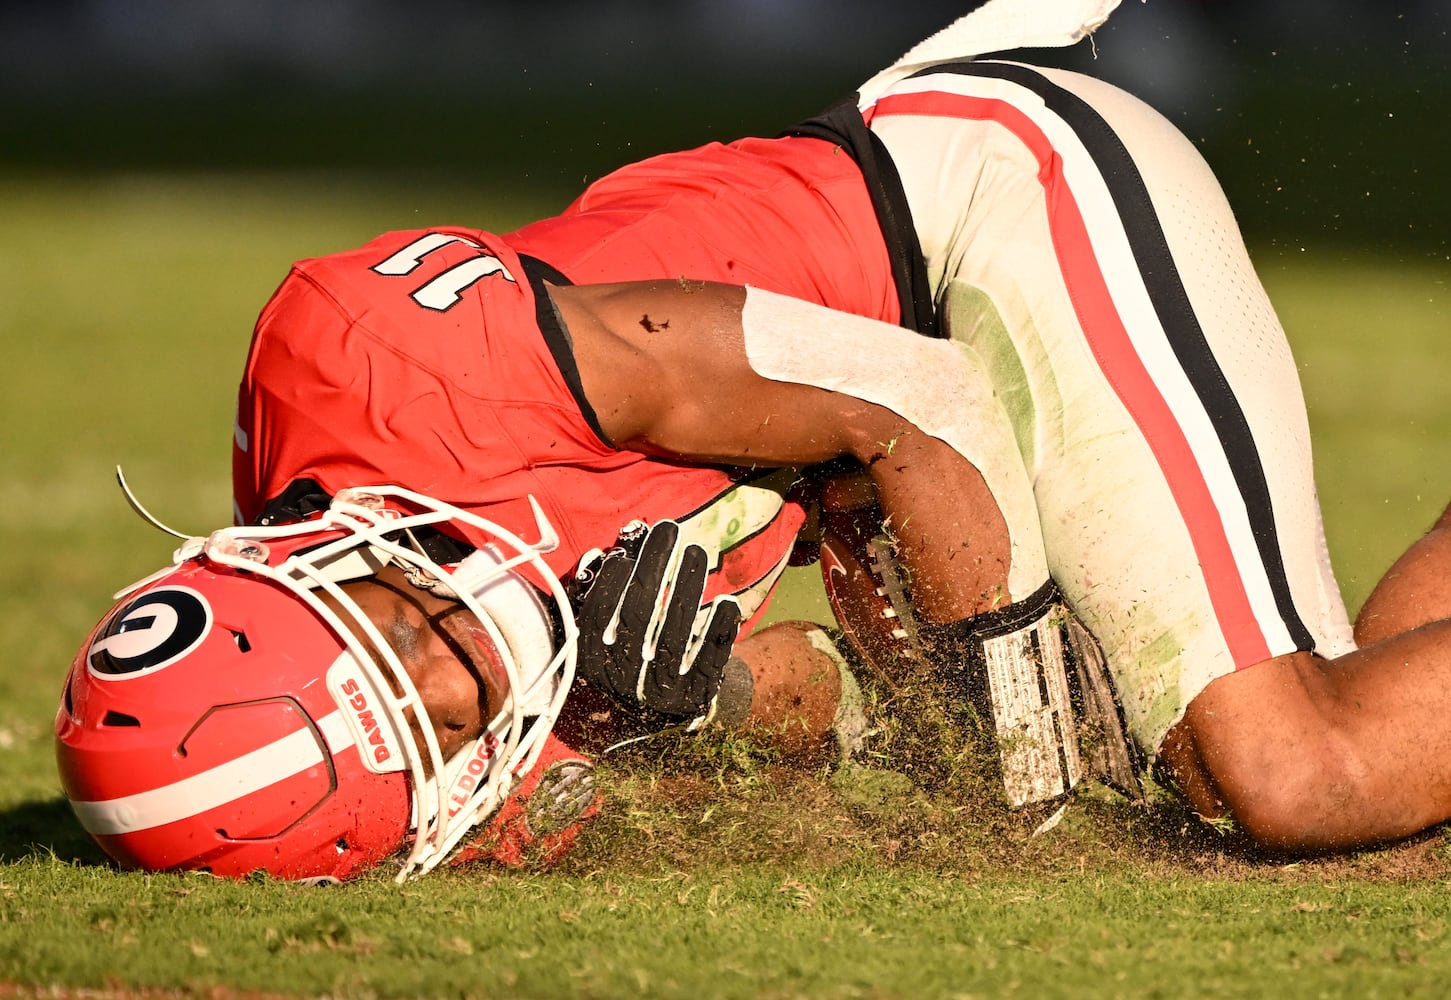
[1178,658,1393,853]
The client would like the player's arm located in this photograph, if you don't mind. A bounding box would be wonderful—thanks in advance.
[545,279,1010,625]
[550,280,1146,805]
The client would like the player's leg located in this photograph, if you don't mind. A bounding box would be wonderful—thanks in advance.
[1160,497,1451,846]
[722,620,845,762]
[1160,623,1451,850]
[869,62,1401,846]
[977,66,1451,847]
[870,61,1349,750]
[1045,68,1451,846]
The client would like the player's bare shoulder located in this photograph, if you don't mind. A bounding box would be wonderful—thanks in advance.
[546,280,751,449]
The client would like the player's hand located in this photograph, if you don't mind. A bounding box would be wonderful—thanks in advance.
[572,520,742,723]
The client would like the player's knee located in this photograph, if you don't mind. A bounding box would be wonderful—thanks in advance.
[725,621,843,761]
[1178,657,1371,851]
[1207,737,1367,850]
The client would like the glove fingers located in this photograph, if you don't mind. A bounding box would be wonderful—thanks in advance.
[616,521,682,646]
[701,595,743,653]
[648,543,710,680]
[685,596,743,688]
[574,555,642,696]
[576,556,636,639]
[573,518,739,721]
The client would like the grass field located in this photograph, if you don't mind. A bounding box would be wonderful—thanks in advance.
[2,175,1450,998]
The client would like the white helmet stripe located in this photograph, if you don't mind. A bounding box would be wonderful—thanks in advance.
[68,711,354,837]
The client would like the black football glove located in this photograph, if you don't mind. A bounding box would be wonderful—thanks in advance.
[572,519,742,724]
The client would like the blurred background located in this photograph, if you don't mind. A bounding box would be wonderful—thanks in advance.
[1,0,1447,626]
[3,0,1449,252]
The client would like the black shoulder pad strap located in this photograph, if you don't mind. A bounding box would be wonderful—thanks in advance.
[783,96,940,339]
[518,254,613,449]
[257,478,333,526]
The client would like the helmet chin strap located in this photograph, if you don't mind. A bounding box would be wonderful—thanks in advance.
[404,545,558,717]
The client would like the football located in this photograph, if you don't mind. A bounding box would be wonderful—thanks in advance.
[817,495,925,680]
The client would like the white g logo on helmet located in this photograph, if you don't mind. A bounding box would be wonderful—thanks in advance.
[88,587,213,678]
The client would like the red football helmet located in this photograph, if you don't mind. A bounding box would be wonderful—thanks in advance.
[55,486,586,883]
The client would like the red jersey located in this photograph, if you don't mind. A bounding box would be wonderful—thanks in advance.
[234,135,896,622]
[508,136,897,303]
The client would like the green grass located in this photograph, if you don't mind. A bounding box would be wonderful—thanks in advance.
[3,176,1450,998]
[6,855,1451,999]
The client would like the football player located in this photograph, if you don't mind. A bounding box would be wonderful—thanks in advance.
[57,0,1451,881]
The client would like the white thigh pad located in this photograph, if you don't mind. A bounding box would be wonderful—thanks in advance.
[741,286,1047,600]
